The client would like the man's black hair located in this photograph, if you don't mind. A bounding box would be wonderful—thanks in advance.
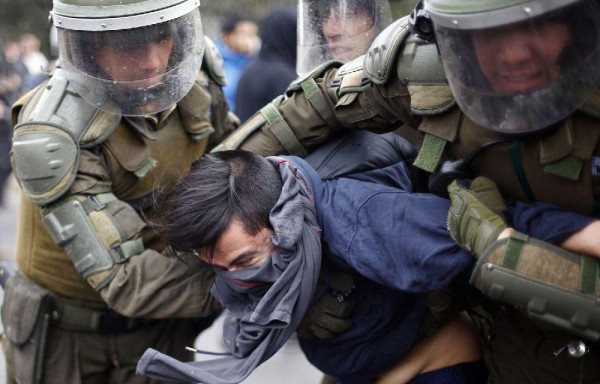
[160,150,282,256]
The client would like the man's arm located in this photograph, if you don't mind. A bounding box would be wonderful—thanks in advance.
[36,149,221,318]
[558,221,600,257]
[10,79,222,320]
[448,177,600,342]
[500,219,600,258]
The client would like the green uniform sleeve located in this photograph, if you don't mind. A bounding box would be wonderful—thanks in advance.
[217,59,416,156]
[100,249,222,318]
[43,148,221,318]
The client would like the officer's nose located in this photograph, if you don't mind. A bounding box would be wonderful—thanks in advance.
[323,15,343,42]
[496,29,536,67]
[138,43,167,72]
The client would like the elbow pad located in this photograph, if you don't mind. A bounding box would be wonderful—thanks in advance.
[472,232,600,342]
[42,195,144,291]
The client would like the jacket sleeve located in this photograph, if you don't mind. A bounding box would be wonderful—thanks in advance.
[214,59,418,157]
[320,171,593,294]
[39,148,222,319]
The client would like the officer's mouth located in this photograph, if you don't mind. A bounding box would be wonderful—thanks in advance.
[493,71,549,93]
[330,46,355,61]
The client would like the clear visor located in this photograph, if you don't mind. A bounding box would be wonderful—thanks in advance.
[434,0,600,134]
[297,0,392,76]
[58,10,204,116]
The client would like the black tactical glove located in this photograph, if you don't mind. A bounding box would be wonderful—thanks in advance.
[297,267,355,340]
[447,176,508,258]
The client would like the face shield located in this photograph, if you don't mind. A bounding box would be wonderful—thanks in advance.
[54,0,204,116]
[297,0,392,76]
[428,0,600,134]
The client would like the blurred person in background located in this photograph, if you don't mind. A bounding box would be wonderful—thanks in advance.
[0,41,27,206]
[19,33,49,75]
[235,6,298,122]
[19,33,52,91]
[216,13,259,113]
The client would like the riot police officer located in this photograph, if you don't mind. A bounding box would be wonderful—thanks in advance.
[4,0,233,382]
[4,0,358,382]
[297,0,393,76]
[216,0,600,382]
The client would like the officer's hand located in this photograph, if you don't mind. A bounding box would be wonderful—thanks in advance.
[297,269,355,340]
[447,177,507,258]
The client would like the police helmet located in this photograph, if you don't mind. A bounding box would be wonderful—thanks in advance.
[51,0,205,116]
[425,0,600,134]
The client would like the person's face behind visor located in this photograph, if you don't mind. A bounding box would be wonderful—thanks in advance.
[322,5,375,61]
[431,0,600,134]
[472,19,571,94]
[96,38,175,88]
[92,23,178,87]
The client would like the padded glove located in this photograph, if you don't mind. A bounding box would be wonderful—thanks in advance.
[447,177,507,258]
[297,267,355,340]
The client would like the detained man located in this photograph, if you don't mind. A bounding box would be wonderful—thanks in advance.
[136,150,599,384]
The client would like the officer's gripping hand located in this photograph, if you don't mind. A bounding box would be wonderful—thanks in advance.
[447,177,508,258]
[297,269,355,340]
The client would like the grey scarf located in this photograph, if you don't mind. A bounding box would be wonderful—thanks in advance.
[137,157,322,383]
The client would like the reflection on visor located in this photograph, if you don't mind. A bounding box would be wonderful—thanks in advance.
[438,1,600,96]
[297,0,391,76]
[62,12,196,82]
[434,0,600,133]
[321,1,376,39]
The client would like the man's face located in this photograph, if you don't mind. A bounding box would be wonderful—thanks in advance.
[323,7,374,61]
[197,220,275,272]
[472,21,572,94]
[96,37,174,87]
[224,21,259,56]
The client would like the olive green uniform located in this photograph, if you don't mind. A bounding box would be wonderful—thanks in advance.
[218,17,600,384]
[4,48,234,383]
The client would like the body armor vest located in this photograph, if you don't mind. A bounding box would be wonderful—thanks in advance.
[415,105,600,216]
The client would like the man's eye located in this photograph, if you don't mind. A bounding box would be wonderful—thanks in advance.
[237,258,257,268]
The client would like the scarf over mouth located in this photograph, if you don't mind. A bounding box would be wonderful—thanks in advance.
[137,156,322,384]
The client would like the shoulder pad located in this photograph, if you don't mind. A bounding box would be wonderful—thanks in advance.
[397,33,456,115]
[287,60,344,93]
[364,16,411,85]
[12,126,79,205]
[15,69,120,147]
[202,37,227,86]
[12,70,119,204]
